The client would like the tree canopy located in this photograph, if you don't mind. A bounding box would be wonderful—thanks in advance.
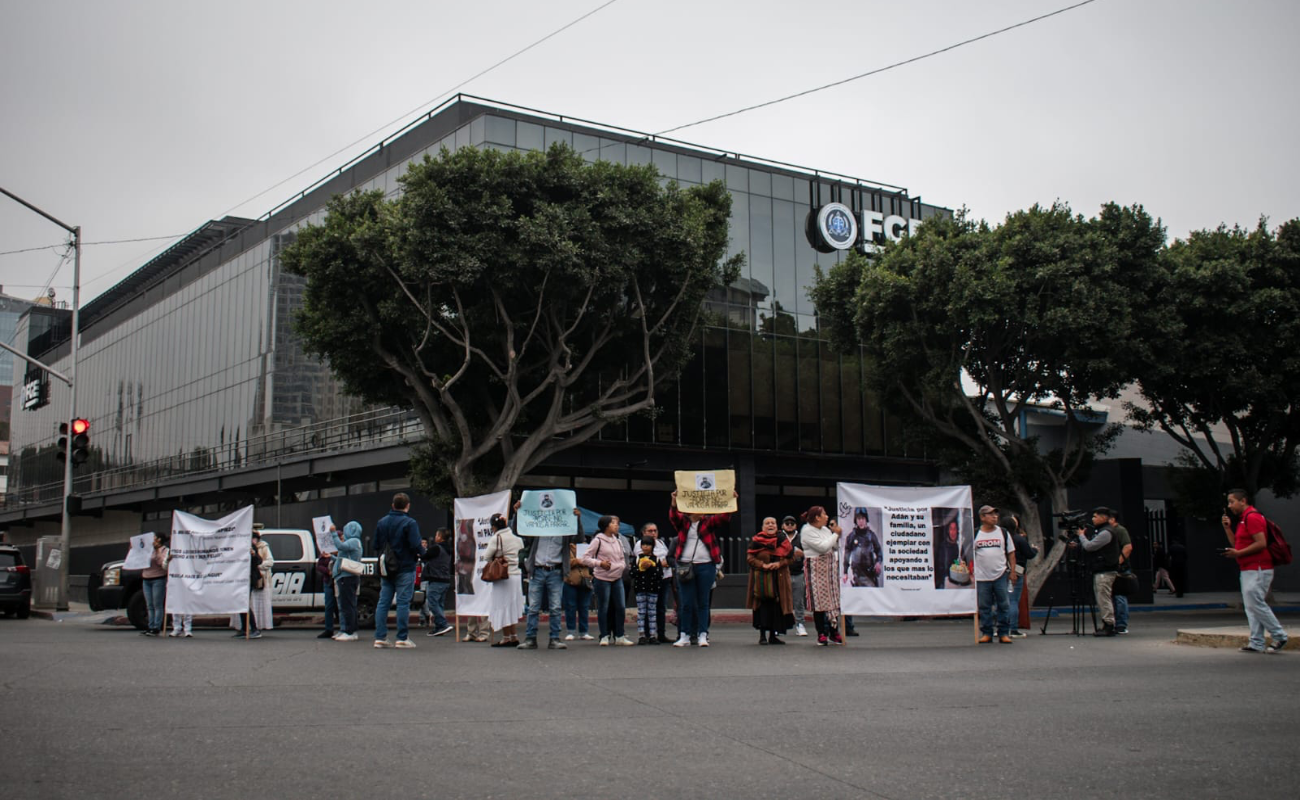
[811,202,1166,598]
[281,143,742,502]
[1128,218,1300,515]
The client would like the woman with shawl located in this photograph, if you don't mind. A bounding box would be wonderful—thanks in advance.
[746,516,798,645]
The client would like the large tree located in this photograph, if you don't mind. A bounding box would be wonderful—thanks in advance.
[1127,218,1300,516]
[812,203,1166,599]
[281,143,742,502]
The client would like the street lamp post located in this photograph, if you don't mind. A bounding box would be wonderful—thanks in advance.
[1,186,82,611]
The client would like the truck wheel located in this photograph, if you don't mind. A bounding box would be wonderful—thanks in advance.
[357,590,378,630]
[126,591,148,630]
[16,602,30,619]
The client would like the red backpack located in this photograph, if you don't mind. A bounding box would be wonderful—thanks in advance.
[1248,511,1292,567]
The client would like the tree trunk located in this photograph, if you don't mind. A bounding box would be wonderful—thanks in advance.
[1025,485,1070,604]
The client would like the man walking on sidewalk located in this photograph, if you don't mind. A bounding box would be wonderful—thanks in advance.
[1222,489,1288,654]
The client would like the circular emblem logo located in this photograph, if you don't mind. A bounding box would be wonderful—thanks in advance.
[816,203,858,251]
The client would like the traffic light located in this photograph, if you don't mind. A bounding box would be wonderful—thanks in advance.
[56,422,68,463]
[70,418,90,466]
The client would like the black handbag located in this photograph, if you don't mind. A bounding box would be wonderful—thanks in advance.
[1112,568,1138,598]
[675,536,704,583]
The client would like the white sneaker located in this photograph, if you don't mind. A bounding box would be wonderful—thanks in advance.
[168,631,182,638]
[698,632,710,647]
[580,633,595,641]
[795,623,808,637]
[337,633,358,642]
[395,639,416,649]
[563,633,575,641]
[332,633,344,640]
[673,634,690,647]
[599,635,611,647]
[374,639,392,648]
[614,635,636,646]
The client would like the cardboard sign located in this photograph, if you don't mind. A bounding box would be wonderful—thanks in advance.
[673,470,737,513]
[312,516,338,554]
[516,489,578,537]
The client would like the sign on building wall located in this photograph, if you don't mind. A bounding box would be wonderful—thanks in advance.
[21,367,49,411]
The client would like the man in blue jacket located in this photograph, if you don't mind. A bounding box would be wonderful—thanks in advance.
[373,492,422,649]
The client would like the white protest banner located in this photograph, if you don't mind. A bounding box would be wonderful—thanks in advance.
[124,533,155,570]
[516,489,577,537]
[837,483,976,617]
[165,506,254,616]
[453,490,511,617]
[673,469,737,514]
[312,516,337,554]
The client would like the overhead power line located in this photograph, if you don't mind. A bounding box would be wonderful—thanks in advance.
[656,0,1100,136]
[0,233,187,257]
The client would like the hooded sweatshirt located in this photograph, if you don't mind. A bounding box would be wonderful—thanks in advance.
[332,521,364,581]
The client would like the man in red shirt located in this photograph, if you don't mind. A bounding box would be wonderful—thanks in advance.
[1221,489,1289,653]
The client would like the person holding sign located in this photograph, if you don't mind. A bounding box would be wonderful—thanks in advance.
[801,506,842,646]
[668,489,735,648]
[139,534,169,637]
[747,517,798,645]
[332,522,364,641]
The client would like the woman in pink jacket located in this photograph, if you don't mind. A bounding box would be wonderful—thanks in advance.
[577,515,634,646]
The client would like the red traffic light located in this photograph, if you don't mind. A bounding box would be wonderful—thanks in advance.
[71,418,90,435]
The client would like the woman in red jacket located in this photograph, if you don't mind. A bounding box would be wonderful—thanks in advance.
[668,489,735,648]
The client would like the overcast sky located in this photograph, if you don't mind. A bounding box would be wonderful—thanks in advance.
[2,0,1296,306]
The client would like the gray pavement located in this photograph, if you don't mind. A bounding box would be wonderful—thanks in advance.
[1,609,1297,799]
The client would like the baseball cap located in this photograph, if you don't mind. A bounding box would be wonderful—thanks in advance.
[978,505,999,515]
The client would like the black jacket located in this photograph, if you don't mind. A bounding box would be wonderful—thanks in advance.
[421,542,453,583]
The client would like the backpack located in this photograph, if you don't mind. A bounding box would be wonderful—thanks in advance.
[1248,511,1292,567]
[379,534,400,578]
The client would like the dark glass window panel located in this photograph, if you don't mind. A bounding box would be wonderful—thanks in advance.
[676,154,702,183]
[749,169,771,197]
[573,133,600,162]
[544,126,572,150]
[772,199,798,322]
[701,159,724,186]
[651,147,676,178]
[749,195,774,329]
[752,334,775,449]
[771,173,794,201]
[725,164,748,193]
[517,121,544,152]
[729,192,749,273]
[795,208,819,316]
[656,380,681,445]
[727,329,751,448]
[703,327,728,447]
[820,349,842,452]
[680,330,705,446]
[841,353,863,454]
[774,335,798,449]
[627,401,653,443]
[485,116,516,146]
[885,409,906,457]
[627,143,652,167]
[797,337,821,451]
[599,138,625,164]
[469,117,485,145]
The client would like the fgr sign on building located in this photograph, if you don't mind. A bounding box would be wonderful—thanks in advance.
[807,202,922,253]
[22,367,49,411]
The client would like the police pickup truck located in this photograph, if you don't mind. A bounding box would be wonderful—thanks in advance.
[90,526,422,630]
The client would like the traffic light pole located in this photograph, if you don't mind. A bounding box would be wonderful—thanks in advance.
[1,186,82,611]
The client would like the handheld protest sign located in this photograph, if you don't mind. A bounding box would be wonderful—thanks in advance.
[312,516,338,554]
[124,533,154,570]
[673,470,737,514]
[516,489,578,536]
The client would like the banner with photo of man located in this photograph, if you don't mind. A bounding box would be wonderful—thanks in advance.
[837,483,976,616]
[673,469,737,513]
[516,489,577,536]
[165,506,255,615]
[453,490,511,617]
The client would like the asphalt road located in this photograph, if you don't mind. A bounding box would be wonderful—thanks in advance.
[0,611,1295,800]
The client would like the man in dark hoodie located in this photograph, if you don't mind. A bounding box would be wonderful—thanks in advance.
[422,527,455,637]
[373,493,422,649]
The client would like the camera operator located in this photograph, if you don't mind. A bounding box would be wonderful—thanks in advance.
[1068,506,1122,637]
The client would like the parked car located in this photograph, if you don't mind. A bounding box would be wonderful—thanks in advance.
[0,544,33,618]
[91,526,422,629]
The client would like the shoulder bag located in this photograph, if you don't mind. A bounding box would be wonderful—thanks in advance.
[339,557,364,576]
[481,533,510,583]
[675,535,702,584]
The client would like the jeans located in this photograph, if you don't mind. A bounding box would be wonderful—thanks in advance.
[1007,575,1024,630]
[143,577,166,631]
[1115,594,1129,631]
[677,561,717,637]
[171,614,192,634]
[977,573,1011,637]
[1093,571,1117,626]
[592,578,626,638]
[790,572,807,623]
[336,575,359,634]
[375,569,415,642]
[563,582,592,634]
[635,592,658,636]
[424,580,450,630]
[525,568,564,640]
[323,575,338,634]
[1241,568,1287,650]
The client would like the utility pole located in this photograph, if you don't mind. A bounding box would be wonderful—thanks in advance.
[1,186,82,611]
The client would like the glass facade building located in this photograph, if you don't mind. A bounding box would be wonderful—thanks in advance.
[7,97,948,512]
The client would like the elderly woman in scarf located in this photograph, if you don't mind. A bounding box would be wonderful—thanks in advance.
[746,516,799,645]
